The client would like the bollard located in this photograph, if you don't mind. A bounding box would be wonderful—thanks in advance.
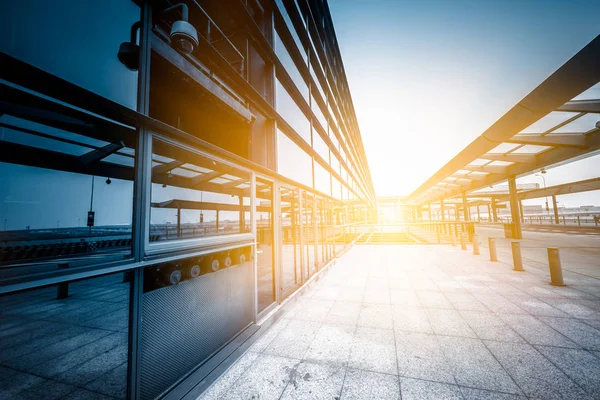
[460,233,467,250]
[56,263,69,299]
[547,248,566,286]
[488,237,497,261]
[511,241,524,272]
[451,234,457,247]
[472,235,480,255]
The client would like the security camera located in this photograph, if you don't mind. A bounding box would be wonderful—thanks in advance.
[163,3,199,55]
[170,20,198,54]
[106,177,112,185]
[541,168,547,174]
[118,21,140,70]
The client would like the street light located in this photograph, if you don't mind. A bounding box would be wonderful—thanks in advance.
[534,173,549,217]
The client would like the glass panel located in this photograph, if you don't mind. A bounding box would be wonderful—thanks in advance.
[520,112,579,134]
[0,117,135,275]
[276,129,313,188]
[314,161,331,196]
[311,95,328,131]
[274,0,307,63]
[553,113,599,133]
[0,272,130,399]
[303,192,316,277]
[572,82,600,101]
[280,187,301,296]
[275,31,308,102]
[256,180,275,313]
[0,0,140,109]
[150,137,250,242]
[313,128,330,161]
[276,80,311,144]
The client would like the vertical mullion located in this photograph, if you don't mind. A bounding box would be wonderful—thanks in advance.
[250,172,258,321]
[128,2,152,399]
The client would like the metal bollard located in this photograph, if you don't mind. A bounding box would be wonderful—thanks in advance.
[488,237,497,261]
[511,241,524,272]
[472,235,480,255]
[547,248,566,286]
[56,263,69,299]
[460,233,467,250]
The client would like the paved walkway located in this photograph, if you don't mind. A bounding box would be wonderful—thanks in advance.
[200,244,600,400]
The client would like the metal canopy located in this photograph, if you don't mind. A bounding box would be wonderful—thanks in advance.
[406,35,600,206]
[496,177,600,201]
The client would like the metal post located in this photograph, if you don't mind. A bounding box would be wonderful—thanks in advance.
[487,204,491,222]
[511,241,524,271]
[547,248,566,286]
[476,205,481,222]
[519,200,525,224]
[440,199,445,222]
[472,235,480,255]
[552,195,559,225]
[460,233,467,250]
[176,208,181,238]
[56,263,69,299]
[488,237,497,261]
[491,198,498,222]
[508,177,522,239]
[462,191,469,221]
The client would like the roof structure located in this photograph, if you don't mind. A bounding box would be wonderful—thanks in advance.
[406,35,600,205]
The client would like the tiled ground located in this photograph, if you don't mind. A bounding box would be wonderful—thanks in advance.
[199,244,600,400]
[0,273,129,400]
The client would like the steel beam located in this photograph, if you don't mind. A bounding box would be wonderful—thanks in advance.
[506,134,588,148]
[557,99,600,113]
[508,177,522,239]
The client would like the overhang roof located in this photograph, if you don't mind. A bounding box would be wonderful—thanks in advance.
[406,35,600,205]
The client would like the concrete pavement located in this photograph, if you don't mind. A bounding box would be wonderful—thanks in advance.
[199,244,600,399]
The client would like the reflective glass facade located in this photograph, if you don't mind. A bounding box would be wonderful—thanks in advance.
[0,0,375,398]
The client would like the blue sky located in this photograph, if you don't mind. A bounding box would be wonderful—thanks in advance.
[329,0,600,205]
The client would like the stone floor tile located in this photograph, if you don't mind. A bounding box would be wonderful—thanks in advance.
[425,308,477,338]
[264,319,321,359]
[395,331,455,383]
[363,289,391,305]
[400,377,462,400]
[324,302,361,326]
[224,354,298,400]
[390,290,420,306]
[460,387,526,399]
[498,314,579,348]
[357,304,393,329]
[486,340,588,400]
[437,336,521,394]
[288,299,335,322]
[249,318,291,353]
[348,327,397,375]
[538,317,600,350]
[340,369,400,400]
[392,305,433,334]
[506,296,569,317]
[459,310,525,343]
[0,372,44,399]
[535,345,600,395]
[472,294,527,315]
[199,351,260,400]
[304,324,355,365]
[25,379,78,400]
[417,291,453,309]
[280,361,345,400]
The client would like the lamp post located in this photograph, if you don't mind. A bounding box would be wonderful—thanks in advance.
[535,173,549,219]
